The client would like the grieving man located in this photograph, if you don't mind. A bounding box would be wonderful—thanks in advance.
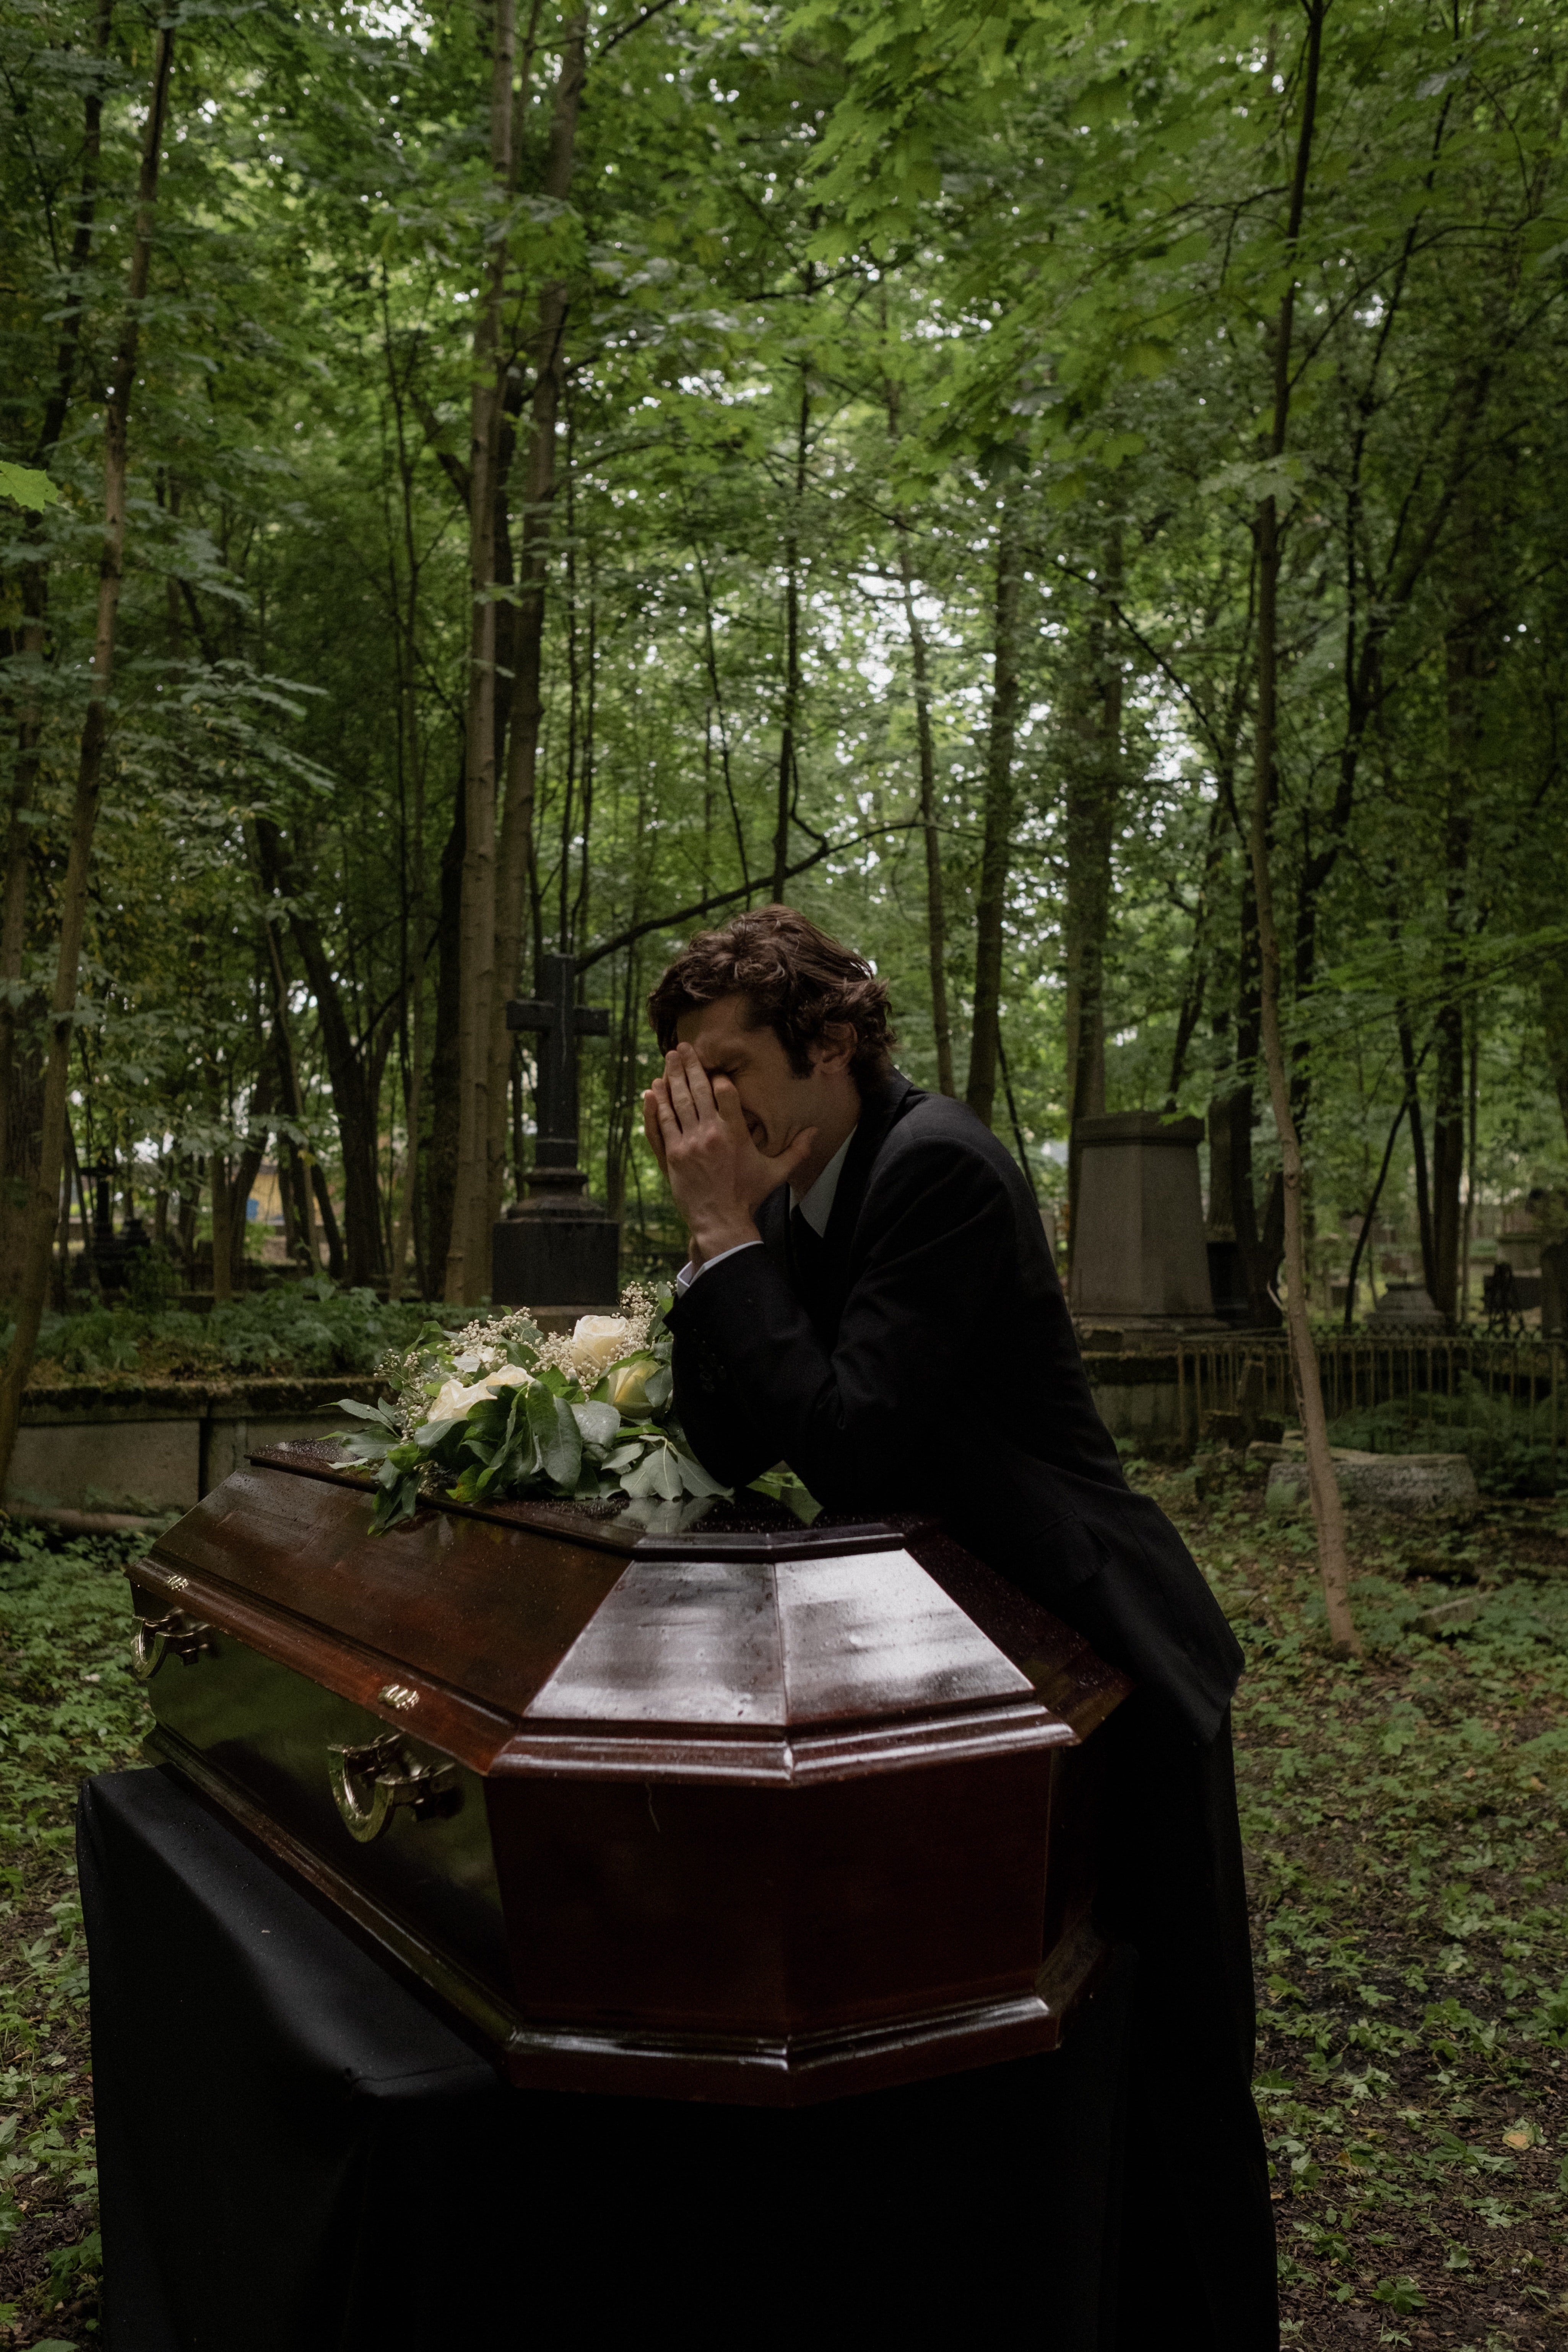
[644,904,1277,2351]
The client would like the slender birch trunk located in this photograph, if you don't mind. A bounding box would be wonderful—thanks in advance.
[965,489,1024,1128]
[770,359,812,902]
[1248,0,1357,1656]
[898,534,954,1097]
[0,24,174,1494]
[209,1144,233,1303]
[488,10,587,1222]
[445,0,516,1304]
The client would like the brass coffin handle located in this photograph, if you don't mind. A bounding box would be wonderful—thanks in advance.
[327,1736,458,1845]
[131,1612,211,1681]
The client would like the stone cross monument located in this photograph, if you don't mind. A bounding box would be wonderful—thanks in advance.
[491,953,620,1312]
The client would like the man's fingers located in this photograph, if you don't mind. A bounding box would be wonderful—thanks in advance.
[674,1041,720,1121]
[663,1049,699,1128]
[711,1073,752,1138]
[647,1079,682,1154]
[641,1090,669,1174]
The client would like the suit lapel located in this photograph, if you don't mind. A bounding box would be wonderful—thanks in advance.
[812,1073,923,1332]
[754,1073,925,1341]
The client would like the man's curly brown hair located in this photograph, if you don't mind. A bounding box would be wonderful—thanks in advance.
[648,905,895,1089]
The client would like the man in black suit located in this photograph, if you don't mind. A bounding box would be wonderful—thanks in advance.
[644,905,1277,2350]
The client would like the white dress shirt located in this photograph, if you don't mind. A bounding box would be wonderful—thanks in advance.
[673,1130,855,1294]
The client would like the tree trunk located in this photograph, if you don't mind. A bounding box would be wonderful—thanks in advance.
[1394,993,1437,1300]
[1433,617,1480,1323]
[1061,559,1119,1253]
[259,917,320,1274]
[209,1148,233,1303]
[224,1060,275,1291]
[255,819,386,1286]
[1542,950,1568,1148]
[489,11,588,1229]
[770,360,812,904]
[445,0,517,1304]
[311,1162,346,1282]
[895,533,954,1095]
[0,0,113,1247]
[964,491,1024,1127]
[424,789,466,1288]
[1247,0,1357,1657]
[883,361,953,1098]
[1224,864,1285,1328]
[0,24,174,1495]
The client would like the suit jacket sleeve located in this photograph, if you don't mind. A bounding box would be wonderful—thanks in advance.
[668,1138,1014,1509]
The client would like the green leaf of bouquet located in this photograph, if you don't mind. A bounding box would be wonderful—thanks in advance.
[542,1395,583,1490]
[619,1442,684,1501]
[337,1397,399,1427]
[334,1431,392,1465]
[675,1447,730,1499]
[414,1415,468,1450]
[572,1399,621,1451]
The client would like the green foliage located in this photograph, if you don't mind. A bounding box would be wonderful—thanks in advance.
[5,0,1566,1311]
[0,1521,149,2337]
[0,462,61,513]
[1327,1380,1567,1499]
[10,1281,474,1383]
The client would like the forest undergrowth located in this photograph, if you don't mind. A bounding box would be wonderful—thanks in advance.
[0,1473,1564,2347]
[2,1279,473,1386]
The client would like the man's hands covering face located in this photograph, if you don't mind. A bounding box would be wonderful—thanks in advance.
[643,1044,816,1264]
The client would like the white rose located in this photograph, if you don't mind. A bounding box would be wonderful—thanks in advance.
[603,1354,657,1412]
[569,1314,633,1378]
[426,1364,532,1425]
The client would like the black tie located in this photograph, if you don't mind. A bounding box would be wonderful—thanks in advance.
[789,1206,837,1337]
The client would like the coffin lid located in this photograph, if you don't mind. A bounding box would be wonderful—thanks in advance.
[133,1443,1128,1777]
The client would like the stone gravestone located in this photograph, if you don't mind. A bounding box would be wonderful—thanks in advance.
[491,953,619,1313]
[1068,1112,1223,1337]
[1369,1283,1444,1334]
[1543,1239,1567,1339]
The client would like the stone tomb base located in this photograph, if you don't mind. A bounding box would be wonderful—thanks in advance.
[1261,1446,1479,1519]
[1069,1112,1224,1334]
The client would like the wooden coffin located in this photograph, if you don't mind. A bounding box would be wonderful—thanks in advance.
[125,1442,1130,2106]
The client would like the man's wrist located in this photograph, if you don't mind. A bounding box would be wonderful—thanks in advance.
[687,1216,760,1266]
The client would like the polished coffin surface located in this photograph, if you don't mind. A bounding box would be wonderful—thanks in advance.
[128,1443,1130,2102]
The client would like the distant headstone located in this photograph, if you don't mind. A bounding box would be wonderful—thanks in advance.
[492,953,619,1312]
[1542,1239,1567,1339]
[1368,1283,1444,1333]
[1263,1448,1479,1518]
[1069,1112,1223,1335]
[1205,1239,1253,1328]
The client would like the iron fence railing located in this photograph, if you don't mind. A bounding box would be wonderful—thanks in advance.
[1163,1334,1564,1487]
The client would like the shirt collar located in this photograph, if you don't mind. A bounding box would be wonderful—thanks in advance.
[791,1129,854,1238]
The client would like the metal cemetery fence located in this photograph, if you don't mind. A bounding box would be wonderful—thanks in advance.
[1170,1334,1566,1492]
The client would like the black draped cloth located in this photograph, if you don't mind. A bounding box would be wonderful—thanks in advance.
[82,1766,1140,2352]
[669,1072,1279,2349]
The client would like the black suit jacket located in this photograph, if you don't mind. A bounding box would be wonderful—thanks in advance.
[669,1071,1243,1744]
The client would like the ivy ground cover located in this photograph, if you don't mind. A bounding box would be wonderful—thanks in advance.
[0,1476,1565,2347]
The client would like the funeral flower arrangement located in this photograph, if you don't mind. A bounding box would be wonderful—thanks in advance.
[334,1284,729,1533]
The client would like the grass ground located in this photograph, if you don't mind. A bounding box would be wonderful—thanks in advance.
[0,1466,1564,2348]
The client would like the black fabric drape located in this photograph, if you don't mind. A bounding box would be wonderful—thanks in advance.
[82,1766,1141,2352]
